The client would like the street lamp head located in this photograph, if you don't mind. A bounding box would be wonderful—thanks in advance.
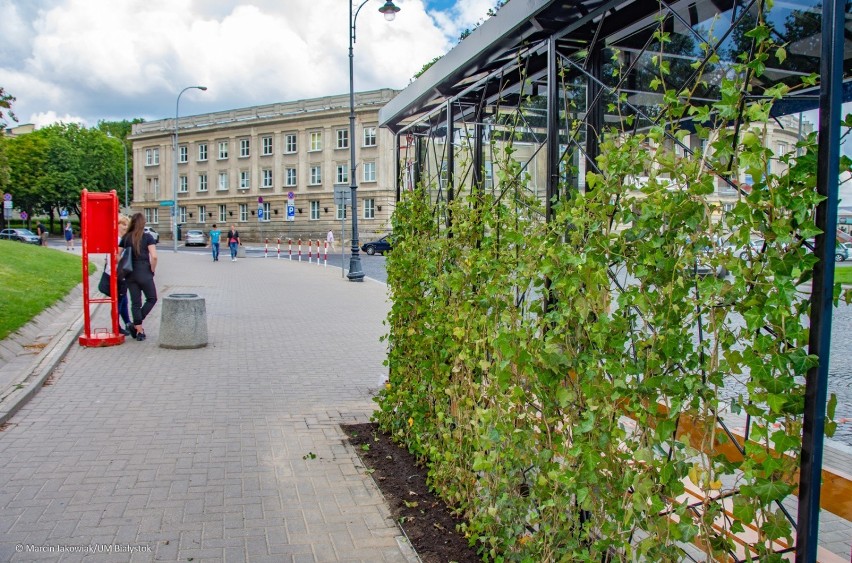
[378,0,400,21]
[197,86,208,91]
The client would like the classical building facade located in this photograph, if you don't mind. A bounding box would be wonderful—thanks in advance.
[129,89,399,243]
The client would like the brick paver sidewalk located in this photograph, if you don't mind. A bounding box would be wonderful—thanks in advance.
[0,251,416,562]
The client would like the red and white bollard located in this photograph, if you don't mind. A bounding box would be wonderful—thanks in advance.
[323,241,328,267]
[288,239,292,260]
[298,238,302,261]
[276,238,280,259]
[264,238,268,258]
[307,239,313,263]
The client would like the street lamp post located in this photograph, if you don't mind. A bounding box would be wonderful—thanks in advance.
[347,0,400,281]
[173,85,208,253]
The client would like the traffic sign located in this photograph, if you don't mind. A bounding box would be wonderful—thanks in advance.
[257,208,264,220]
[20,211,28,220]
[3,200,11,209]
[333,186,350,206]
[287,191,295,200]
[159,200,175,206]
[286,204,295,222]
[60,209,68,218]
[3,193,11,201]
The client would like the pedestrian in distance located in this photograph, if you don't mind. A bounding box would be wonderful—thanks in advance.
[209,224,221,262]
[64,222,74,250]
[227,225,240,261]
[35,221,48,246]
[121,213,158,342]
[326,229,335,252]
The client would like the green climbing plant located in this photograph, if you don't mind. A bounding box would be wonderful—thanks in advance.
[375,2,848,560]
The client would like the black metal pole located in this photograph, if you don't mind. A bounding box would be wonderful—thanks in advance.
[796,0,844,559]
[347,0,366,281]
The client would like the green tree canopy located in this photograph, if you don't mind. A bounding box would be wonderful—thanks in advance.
[4,123,127,228]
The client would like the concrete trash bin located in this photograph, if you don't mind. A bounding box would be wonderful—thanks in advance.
[237,245,247,258]
[158,293,208,349]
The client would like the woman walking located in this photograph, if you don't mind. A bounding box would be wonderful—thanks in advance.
[227,225,240,261]
[121,213,158,341]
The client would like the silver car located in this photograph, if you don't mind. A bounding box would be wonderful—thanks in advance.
[143,226,159,243]
[185,229,207,247]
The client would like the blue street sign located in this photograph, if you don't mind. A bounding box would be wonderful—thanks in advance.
[60,209,68,218]
[286,204,295,222]
[257,208,264,220]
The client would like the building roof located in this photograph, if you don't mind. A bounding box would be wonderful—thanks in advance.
[380,0,852,133]
[131,89,399,139]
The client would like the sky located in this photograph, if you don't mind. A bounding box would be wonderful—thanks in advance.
[0,0,500,128]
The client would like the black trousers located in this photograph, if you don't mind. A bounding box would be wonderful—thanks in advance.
[126,263,157,325]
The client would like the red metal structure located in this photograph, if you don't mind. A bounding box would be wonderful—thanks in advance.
[79,189,124,347]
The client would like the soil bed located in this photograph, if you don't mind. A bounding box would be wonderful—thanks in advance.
[342,422,481,563]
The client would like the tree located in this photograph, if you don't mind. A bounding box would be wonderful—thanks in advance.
[5,124,126,230]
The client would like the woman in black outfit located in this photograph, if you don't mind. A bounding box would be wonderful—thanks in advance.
[121,213,158,341]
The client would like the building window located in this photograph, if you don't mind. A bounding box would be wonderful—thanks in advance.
[179,206,187,224]
[363,126,376,147]
[310,165,322,185]
[239,203,248,222]
[240,138,250,158]
[262,202,271,222]
[218,141,229,160]
[178,175,188,193]
[309,131,322,152]
[151,177,160,199]
[261,168,273,188]
[284,133,297,153]
[363,161,376,183]
[198,143,208,161]
[285,167,297,187]
[145,208,159,224]
[484,161,493,190]
[336,129,349,149]
[198,205,206,223]
[145,148,159,166]
[777,141,788,156]
[239,171,250,189]
[336,203,347,220]
[336,164,349,185]
[310,200,320,220]
[179,145,188,163]
[262,136,273,156]
[364,198,375,219]
[198,173,208,192]
[722,202,735,213]
[218,172,228,191]
[218,204,227,222]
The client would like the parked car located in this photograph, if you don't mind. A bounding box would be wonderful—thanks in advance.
[0,228,41,245]
[361,235,393,256]
[184,229,207,247]
[143,226,159,243]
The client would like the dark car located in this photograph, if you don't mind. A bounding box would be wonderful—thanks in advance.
[0,228,41,245]
[361,235,393,256]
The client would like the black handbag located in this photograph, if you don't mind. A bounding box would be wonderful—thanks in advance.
[117,246,133,278]
[98,271,111,296]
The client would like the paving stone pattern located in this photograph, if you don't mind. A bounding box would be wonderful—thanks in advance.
[0,252,416,562]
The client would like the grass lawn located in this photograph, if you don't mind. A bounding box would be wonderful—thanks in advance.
[0,240,91,341]
[835,264,852,285]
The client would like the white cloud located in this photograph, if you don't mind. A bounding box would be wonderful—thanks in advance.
[0,0,473,127]
[30,111,85,128]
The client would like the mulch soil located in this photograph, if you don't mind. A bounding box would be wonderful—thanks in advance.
[342,422,482,563]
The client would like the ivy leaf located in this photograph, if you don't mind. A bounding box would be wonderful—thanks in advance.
[761,509,792,541]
